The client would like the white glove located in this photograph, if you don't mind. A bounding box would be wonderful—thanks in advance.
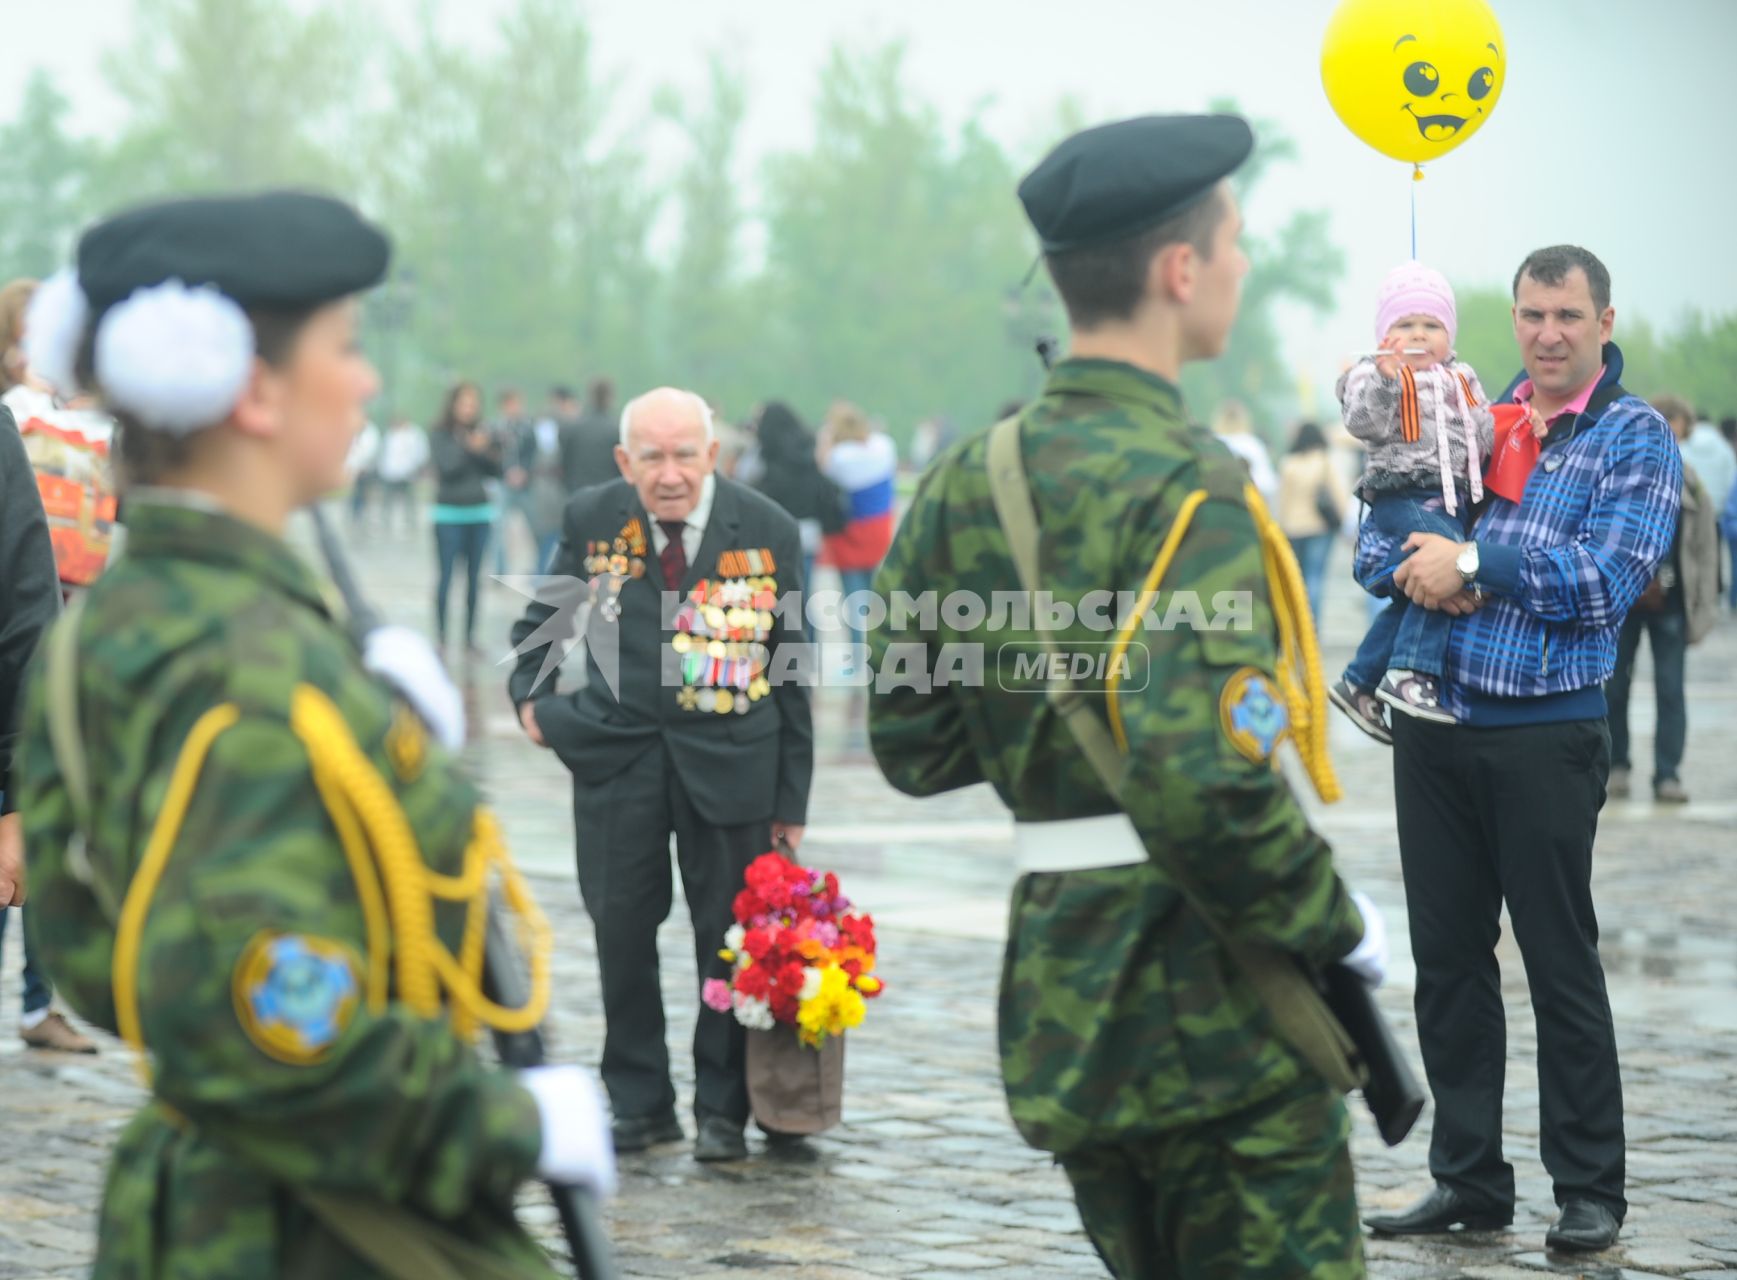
[362,625,465,751]
[519,1065,616,1197]
[1341,890,1390,989]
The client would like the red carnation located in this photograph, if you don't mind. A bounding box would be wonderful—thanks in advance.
[735,964,772,1001]
[741,928,774,961]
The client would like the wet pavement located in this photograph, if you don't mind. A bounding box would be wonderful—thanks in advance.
[3,508,1736,1278]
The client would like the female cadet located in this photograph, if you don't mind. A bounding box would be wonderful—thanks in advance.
[12,193,611,1278]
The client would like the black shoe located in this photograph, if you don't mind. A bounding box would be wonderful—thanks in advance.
[693,1116,748,1163]
[610,1110,683,1153]
[1546,1199,1621,1253]
[1365,1184,1513,1235]
[756,1121,810,1150]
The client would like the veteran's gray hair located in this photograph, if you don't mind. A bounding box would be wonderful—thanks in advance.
[619,387,715,450]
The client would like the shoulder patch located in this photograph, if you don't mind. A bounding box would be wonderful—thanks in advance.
[233,932,361,1065]
[1219,667,1290,763]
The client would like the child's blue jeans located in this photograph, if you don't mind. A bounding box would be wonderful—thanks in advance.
[1345,488,1470,690]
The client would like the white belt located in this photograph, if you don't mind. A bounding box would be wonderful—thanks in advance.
[1014,814,1146,876]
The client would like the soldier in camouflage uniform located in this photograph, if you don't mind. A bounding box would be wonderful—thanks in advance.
[12,193,612,1277]
[866,116,1386,1277]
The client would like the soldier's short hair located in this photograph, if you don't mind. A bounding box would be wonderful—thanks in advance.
[1512,245,1611,314]
[1043,185,1228,330]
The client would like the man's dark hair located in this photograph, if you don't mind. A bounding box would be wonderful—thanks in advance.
[587,377,615,412]
[1044,186,1228,330]
[498,386,521,405]
[549,384,576,403]
[1512,245,1611,314]
[1721,416,1736,446]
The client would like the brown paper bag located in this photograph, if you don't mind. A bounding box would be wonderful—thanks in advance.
[746,1026,845,1134]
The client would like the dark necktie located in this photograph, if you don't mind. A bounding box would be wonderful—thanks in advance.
[658,520,687,585]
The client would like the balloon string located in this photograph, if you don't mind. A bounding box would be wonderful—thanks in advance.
[1410,166,1419,258]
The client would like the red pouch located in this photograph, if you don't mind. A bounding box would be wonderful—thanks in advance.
[1484,404,1539,504]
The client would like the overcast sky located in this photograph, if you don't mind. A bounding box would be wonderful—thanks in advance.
[13,0,1735,400]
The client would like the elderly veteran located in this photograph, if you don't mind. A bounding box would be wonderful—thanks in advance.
[509,387,814,1164]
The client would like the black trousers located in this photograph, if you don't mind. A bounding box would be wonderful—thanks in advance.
[1391,715,1625,1218]
[570,746,769,1127]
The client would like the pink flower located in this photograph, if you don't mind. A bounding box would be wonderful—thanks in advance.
[702,978,734,1013]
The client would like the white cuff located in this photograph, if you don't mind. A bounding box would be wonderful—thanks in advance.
[361,625,465,751]
[1342,890,1390,989]
[519,1065,616,1197]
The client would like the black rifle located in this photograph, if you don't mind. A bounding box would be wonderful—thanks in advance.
[1320,964,1426,1146]
[307,505,616,1279]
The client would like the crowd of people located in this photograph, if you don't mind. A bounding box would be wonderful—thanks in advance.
[344,377,907,665]
[2,114,1735,1280]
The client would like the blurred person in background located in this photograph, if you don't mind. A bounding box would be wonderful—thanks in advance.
[752,401,847,642]
[0,280,98,1052]
[1679,411,1735,608]
[1277,421,1352,622]
[1211,398,1278,504]
[561,378,620,494]
[1605,395,1723,804]
[345,414,381,527]
[817,400,897,664]
[1724,425,1737,609]
[493,387,537,573]
[1680,410,1734,517]
[376,412,429,535]
[521,395,572,572]
[429,380,500,655]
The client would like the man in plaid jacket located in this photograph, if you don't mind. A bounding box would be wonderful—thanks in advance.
[1355,246,1681,1255]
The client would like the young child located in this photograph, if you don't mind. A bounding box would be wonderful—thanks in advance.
[1329,262,1495,741]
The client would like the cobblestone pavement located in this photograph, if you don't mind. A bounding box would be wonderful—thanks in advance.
[4,515,1736,1278]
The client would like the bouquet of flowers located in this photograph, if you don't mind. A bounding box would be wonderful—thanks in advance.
[702,851,883,1049]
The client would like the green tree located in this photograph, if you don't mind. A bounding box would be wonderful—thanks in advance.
[655,57,757,409]
[0,70,95,280]
[758,43,1043,437]
[364,0,656,417]
[94,0,367,205]
[1181,101,1346,438]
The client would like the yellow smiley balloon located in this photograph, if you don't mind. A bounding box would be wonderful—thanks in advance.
[1322,0,1507,166]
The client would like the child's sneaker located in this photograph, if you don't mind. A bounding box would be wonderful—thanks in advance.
[1376,669,1457,723]
[1329,678,1393,745]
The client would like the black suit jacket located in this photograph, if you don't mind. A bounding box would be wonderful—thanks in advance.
[508,476,813,827]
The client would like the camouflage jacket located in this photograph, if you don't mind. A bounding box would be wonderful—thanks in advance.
[15,495,556,1278]
[866,359,1364,1154]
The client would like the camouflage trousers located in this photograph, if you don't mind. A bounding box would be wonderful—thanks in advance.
[1057,1080,1364,1279]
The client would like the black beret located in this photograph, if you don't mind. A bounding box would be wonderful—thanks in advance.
[76,191,391,317]
[1018,114,1254,255]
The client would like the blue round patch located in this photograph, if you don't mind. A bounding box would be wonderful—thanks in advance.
[233,932,360,1064]
[1220,668,1291,763]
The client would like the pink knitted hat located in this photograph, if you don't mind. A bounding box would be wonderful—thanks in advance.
[1375,261,1456,345]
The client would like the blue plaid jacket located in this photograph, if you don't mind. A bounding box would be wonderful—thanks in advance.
[1356,344,1682,716]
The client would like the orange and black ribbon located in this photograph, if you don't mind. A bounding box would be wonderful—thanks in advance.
[1398,366,1422,444]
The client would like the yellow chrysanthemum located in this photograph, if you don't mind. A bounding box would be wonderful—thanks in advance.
[796,964,866,1048]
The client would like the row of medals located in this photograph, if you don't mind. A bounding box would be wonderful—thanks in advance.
[673,577,777,714]
[584,537,645,622]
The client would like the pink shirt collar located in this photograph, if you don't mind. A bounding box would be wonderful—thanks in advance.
[1512,366,1606,422]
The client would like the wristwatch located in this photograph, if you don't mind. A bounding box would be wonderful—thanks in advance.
[1455,541,1480,586]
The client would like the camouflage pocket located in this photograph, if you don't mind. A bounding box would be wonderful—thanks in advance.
[996,865,1188,1153]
